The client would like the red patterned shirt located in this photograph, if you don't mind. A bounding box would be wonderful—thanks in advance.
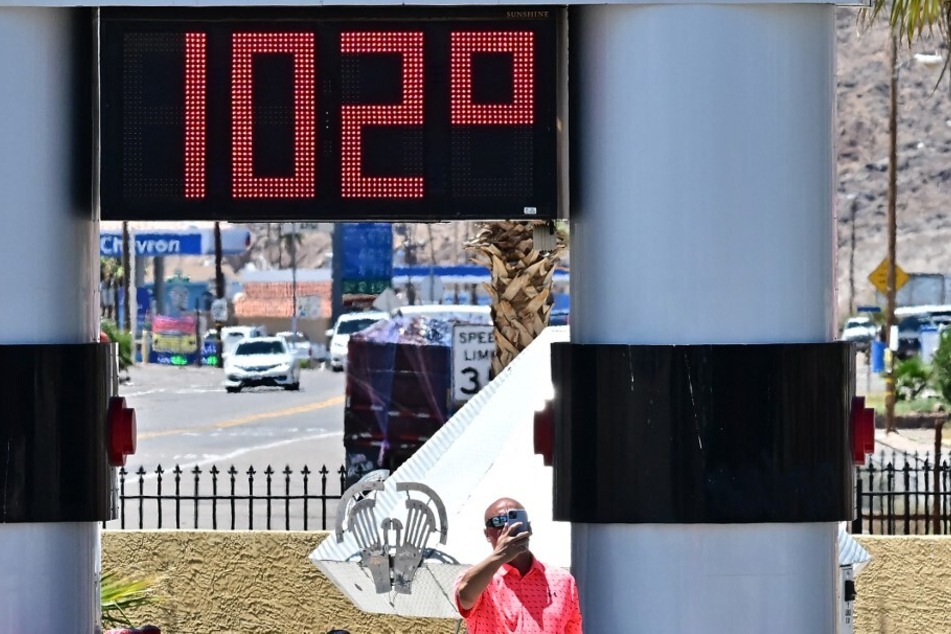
[455,558,583,633]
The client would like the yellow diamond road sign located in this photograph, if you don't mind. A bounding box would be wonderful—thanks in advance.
[868,258,909,296]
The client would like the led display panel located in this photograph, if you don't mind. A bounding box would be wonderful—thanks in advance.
[99,7,560,222]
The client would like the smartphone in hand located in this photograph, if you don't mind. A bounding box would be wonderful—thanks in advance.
[506,509,530,536]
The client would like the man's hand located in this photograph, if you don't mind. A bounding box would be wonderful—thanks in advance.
[455,521,533,612]
[492,521,531,564]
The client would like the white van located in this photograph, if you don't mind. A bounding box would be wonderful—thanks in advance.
[219,325,267,359]
[327,311,388,372]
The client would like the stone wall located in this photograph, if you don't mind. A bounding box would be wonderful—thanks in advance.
[101,531,458,634]
[854,536,951,633]
[102,531,950,633]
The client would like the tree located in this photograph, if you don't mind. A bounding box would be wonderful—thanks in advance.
[467,221,567,377]
[865,0,950,85]
[931,330,951,405]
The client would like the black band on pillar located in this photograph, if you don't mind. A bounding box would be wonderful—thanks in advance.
[0,343,117,523]
[551,342,854,524]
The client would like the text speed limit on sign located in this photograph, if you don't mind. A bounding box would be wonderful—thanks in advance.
[452,324,495,402]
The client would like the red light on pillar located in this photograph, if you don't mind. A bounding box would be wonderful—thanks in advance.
[534,401,553,466]
[851,396,875,466]
[108,396,137,467]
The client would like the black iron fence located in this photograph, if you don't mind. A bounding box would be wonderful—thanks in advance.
[104,453,951,534]
[103,464,347,531]
[854,451,951,535]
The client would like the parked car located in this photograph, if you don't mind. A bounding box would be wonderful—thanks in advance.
[840,316,877,351]
[327,311,389,372]
[897,314,935,360]
[277,331,314,364]
[223,336,300,393]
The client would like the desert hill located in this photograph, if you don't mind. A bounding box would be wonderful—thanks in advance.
[834,8,950,316]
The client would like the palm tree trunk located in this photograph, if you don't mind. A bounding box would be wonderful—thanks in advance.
[467,221,566,376]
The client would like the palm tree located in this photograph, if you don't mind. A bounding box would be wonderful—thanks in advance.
[865,0,950,81]
[467,221,567,377]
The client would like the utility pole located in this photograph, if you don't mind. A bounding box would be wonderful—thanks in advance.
[885,33,899,434]
[214,221,224,368]
[290,223,298,337]
[427,223,436,302]
[848,195,857,316]
[121,221,132,334]
[331,225,343,323]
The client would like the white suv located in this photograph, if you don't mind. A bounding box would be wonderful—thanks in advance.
[841,316,878,351]
[327,311,388,372]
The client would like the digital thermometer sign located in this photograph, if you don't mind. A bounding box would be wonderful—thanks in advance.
[98,7,560,222]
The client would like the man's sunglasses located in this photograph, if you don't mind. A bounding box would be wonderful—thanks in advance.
[485,515,509,529]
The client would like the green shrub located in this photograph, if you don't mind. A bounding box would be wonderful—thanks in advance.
[895,356,930,401]
[931,330,951,406]
[101,320,134,370]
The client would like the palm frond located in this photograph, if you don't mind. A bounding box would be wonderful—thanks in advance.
[101,570,160,628]
[862,0,951,91]
[865,0,948,41]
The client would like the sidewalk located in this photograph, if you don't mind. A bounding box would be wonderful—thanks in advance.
[876,427,950,456]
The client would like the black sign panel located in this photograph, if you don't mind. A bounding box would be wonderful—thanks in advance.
[99,7,560,222]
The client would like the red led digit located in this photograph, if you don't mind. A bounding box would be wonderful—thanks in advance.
[185,32,207,199]
[232,33,315,199]
[340,32,423,199]
[450,31,534,125]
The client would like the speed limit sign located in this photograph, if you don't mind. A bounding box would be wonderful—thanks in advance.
[452,324,495,402]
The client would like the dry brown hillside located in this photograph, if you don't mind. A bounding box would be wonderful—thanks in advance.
[835,8,950,316]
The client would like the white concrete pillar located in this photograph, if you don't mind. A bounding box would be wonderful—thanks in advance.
[0,7,100,631]
[569,4,839,632]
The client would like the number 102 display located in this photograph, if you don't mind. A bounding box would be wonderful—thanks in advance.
[99,8,560,222]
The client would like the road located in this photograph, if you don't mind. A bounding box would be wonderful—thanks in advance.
[111,363,348,530]
[121,363,346,471]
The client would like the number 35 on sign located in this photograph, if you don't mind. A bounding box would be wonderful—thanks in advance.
[452,324,495,403]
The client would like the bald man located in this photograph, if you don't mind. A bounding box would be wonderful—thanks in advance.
[453,497,583,633]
